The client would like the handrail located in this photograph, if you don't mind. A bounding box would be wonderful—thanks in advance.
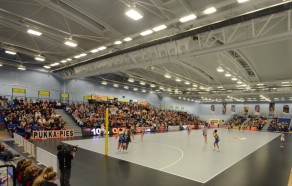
[0,164,16,186]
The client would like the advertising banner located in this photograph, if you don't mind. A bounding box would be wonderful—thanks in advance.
[231,105,235,113]
[12,88,26,94]
[283,105,289,114]
[32,130,74,139]
[222,103,227,114]
[269,103,275,115]
[38,90,50,96]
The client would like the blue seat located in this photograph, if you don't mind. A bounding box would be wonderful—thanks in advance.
[7,124,17,130]
[31,126,40,131]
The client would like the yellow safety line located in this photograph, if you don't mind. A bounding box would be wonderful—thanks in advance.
[105,108,109,156]
[288,168,292,186]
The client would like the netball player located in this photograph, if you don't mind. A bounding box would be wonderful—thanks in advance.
[202,126,207,144]
[123,127,132,152]
[187,123,191,136]
[227,124,231,133]
[280,133,285,147]
[213,130,220,151]
[140,124,145,142]
[116,128,125,153]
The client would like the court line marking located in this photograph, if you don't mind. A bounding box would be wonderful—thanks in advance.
[64,130,280,183]
[64,138,205,183]
[288,168,292,186]
[138,141,184,171]
[203,133,281,183]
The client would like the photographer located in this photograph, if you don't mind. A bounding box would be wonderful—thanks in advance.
[57,144,76,186]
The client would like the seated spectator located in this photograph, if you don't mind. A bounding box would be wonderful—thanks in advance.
[32,166,54,186]
[17,159,33,183]
[40,172,58,186]
[0,142,19,161]
[22,164,38,186]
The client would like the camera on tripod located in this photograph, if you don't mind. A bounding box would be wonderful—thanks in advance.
[57,144,78,153]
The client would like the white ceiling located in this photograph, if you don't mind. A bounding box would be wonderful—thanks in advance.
[1,0,292,102]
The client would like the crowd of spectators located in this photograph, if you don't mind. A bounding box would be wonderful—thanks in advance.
[267,118,289,132]
[0,96,69,138]
[14,158,58,186]
[225,115,247,127]
[245,116,267,130]
[65,101,203,130]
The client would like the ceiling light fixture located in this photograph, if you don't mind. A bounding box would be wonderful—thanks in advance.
[113,84,119,88]
[90,49,99,53]
[66,58,72,61]
[61,60,67,63]
[128,78,135,83]
[140,81,146,85]
[64,38,78,47]
[34,55,45,62]
[123,37,132,42]
[43,66,51,69]
[5,50,16,55]
[164,73,171,78]
[175,78,181,82]
[125,7,143,20]
[192,84,198,87]
[18,65,26,70]
[281,81,289,84]
[50,63,60,67]
[179,14,197,23]
[74,55,81,59]
[152,24,167,32]
[114,41,122,45]
[150,84,156,88]
[98,46,107,50]
[204,7,217,14]
[225,73,231,77]
[231,77,238,81]
[27,29,42,36]
[237,81,243,84]
[140,30,153,36]
[133,88,138,91]
[185,81,190,85]
[142,89,146,92]
[216,67,224,72]
[124,86,129,89]
[101,81,107,85]
[238,0,249,3]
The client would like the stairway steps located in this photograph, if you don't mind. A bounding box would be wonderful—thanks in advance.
[55,109,83,137]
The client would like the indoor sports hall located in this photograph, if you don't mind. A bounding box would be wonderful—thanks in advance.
[0,0,292,186]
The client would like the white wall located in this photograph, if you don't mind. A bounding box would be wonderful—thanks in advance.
[198,103,292,122]
[198,103,292,115]
[160,96,199,114]
[64,79,162,107]
[0,67,62,100]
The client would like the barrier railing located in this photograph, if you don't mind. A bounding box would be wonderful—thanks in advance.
[36,147,58,174]
[23,140,36,158]
[13,133,36,158]
[13,133,23,147]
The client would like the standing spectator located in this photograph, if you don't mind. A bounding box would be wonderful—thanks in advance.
[57,144,75,186]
